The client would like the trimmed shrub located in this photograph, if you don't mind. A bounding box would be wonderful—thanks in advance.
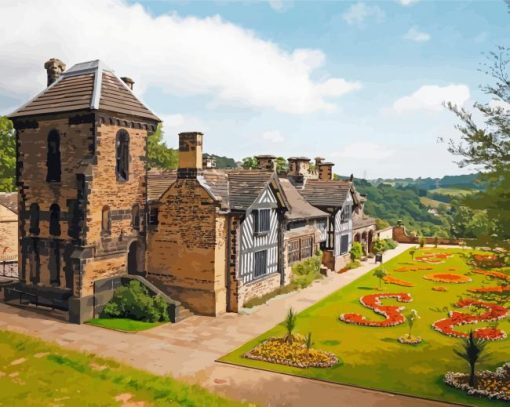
[350,242,363,261]
[292,251,323,289]
[101,280,170,323]
[372,238,398,254]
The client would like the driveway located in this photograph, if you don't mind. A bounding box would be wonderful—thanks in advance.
[0,244,454,406]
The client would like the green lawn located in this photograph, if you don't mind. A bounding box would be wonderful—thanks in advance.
[87,318,164,332]
[0,330,247,407]
[420,196,450,209]
[429,187,475,197]
[221,248,510,407]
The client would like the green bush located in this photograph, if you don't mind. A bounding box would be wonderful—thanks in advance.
[419,236,426,248]
[372,238,398,254]
[350,242,363,261]
[344,260,361,270]
[101,280,170,323]
[291,251,323,289]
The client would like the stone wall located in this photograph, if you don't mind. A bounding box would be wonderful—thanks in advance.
[238,272,281,307]
[392,226,467,245]
[323,250,350,272]
[0,205,17,258]
[147,179,227,316]
[376,227,393,241]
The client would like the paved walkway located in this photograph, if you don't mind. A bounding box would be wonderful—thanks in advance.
[0,244,453,406]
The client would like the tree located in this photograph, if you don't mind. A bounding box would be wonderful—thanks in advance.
[405,309,420,338]
[275,156,288,173]
[373,268,387,290]
[453,331,487,388]
[147,124,178,170]
[350,241,363,261]
[241,156,258,170]
[446,47,510,248]
[409,247,417,261]
[284,308,297,344]
[0,116,15,192]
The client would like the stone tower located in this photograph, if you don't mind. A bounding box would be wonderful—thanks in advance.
[8,59,160,323]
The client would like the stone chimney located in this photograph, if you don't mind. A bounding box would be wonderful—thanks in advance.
[44,58,66,86]
[287,157,311,177]
[255,155,277,172]
[121,77,134,90]
[202,155,216,169]
[315,157,325,167]
[178,132,203,179]
[318,162,334,181]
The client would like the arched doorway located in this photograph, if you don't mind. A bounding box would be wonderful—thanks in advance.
[354,233,361,243]
[127,241,139,275]
[368,230,374,254]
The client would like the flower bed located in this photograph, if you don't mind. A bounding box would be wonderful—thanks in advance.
[472,269,510,281]
[243,337,338,368]
[394,266,433,272]
[423,273,472,284]
[383,275,414,287]
[432,298,509,341]
[432,286,448,292]
[444,362,510,401]
[468,286,510,294]
[415,252,452,264]
[398,334,422,345]
[339,293,412,327]
[472,254,504,269]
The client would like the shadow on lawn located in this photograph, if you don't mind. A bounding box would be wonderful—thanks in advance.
[357,286,375,290]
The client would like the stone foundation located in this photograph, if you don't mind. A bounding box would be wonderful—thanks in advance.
[238,272,281,307]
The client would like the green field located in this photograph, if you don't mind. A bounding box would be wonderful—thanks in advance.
[420,196,450,208]
[86,318,164,332]
[0,330,246,406]
[429,187,475,197]
[221,248,509,406]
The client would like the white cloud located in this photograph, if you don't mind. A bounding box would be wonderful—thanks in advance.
[0,0,360,115]
[267,0,292,12]
[159,114,207,145]
[398,0,419,6]
[331,142,394,160]
[404,27,431,43]
[489,99,510,111]
[261,130,284,143]
[392,84,470,114]
[342,2,385,26]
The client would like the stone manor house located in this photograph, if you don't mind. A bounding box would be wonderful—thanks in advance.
[3,59,375,323]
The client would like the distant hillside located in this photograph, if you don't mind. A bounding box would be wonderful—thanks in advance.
[371,173,483,191]
[203,154,238,169]
[352,178,450,237]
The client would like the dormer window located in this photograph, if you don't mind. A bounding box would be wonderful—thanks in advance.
[46,130,61,182]
[254,209,270,235]
[116,129,129,181]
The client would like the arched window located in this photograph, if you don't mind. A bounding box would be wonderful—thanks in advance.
[29,203,40,235]
[46,130,61,182]
[102,206,111,234]
[49,204,61,236]
[115,130,129,181]
[132,204,140,230]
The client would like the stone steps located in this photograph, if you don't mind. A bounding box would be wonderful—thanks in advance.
[175,306,194,322]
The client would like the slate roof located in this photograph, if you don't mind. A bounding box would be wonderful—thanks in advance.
[9,60,160,122]
[147,169,286,211]
[299,179,351,208]
[279,178,328,221]
[0,192,18,214]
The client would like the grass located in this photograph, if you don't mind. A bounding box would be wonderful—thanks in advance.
[420,196,450,208]
[0,329,248,406]
[86,318,164,332]
[429,188,475,197]
[221,247,510,407]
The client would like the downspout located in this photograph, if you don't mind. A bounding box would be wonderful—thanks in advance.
[226,213,231,312]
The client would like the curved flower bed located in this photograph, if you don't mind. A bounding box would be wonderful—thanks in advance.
[395,266,432,272]
[398,334,422,345]
[383,275,414,287]
[472,254,504,268]
[432,298,509,341]
[472,269,510,281]
[432,286,448,292]
[444,362,510,401]
[468,286,510,294]
[415,252,452,264]
[423,273,472,284]
[243,337,338,368]
[339,293,412,327]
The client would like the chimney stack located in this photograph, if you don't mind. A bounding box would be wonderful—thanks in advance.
[121,77,134,90]
[315,157,324,167]
[44,58,66,86]
[318,162,334,181]
[287,157,311,177]
[178,132,203,179]
[255,155,277,172]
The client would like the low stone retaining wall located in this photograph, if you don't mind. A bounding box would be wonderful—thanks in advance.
[392,226,469,246]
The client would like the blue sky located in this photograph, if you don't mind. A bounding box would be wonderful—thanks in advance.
[0,0,508,178]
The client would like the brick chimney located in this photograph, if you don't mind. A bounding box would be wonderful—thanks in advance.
[255,155,277,172]
[121,77,134,90]
[44,58,66,86]
[287,157,311,177]
[318,162,334,181]
[178,132,203,179]
[315,157,324,167]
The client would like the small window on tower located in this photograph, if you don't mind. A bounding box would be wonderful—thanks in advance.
[49,204,61,236]
[132,204,140,230]
[46,130,61,182]
[29,203,40,235]
[115,129,129,181]
[102,206,111,234]
[148,206,159,226]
